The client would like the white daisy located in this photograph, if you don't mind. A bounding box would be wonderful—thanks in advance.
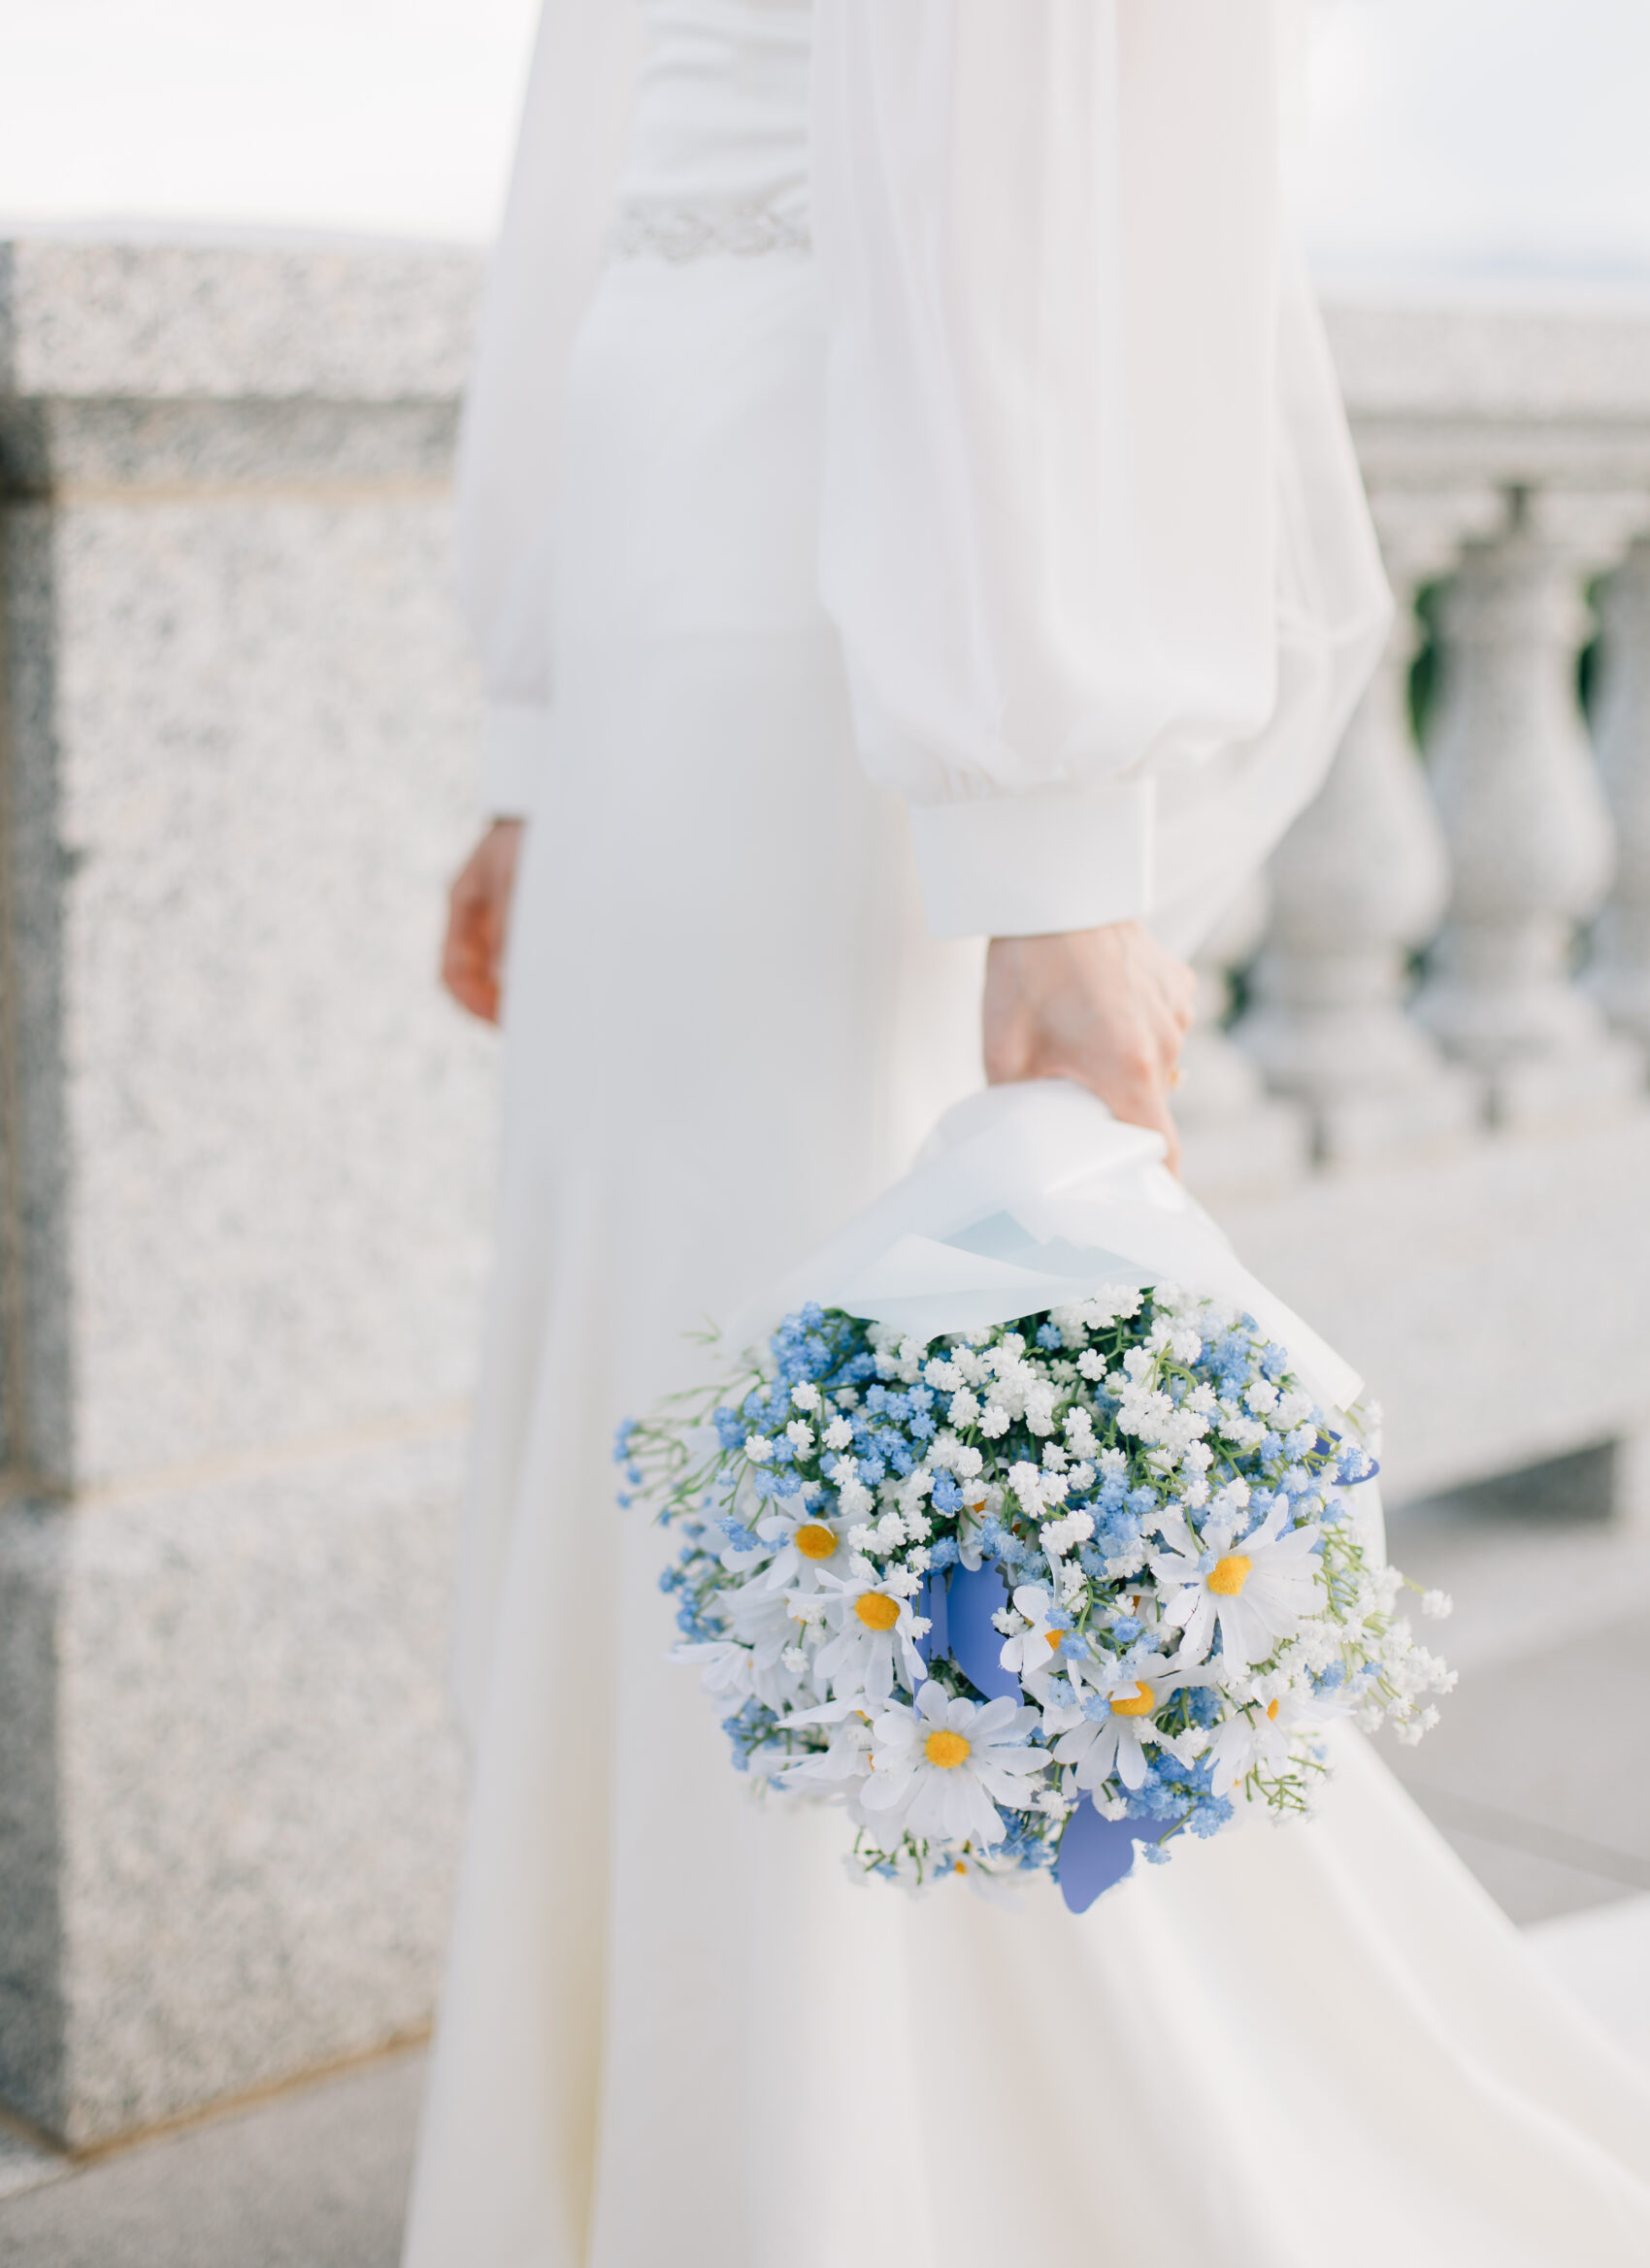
[777,1699,875,1794]
[1206,1688,1316,1798]
[723,1579,819,1707]
[860,1683,1050,1850]
[954,1477,993,1568]
[941,1844,1030,1907]
[996,1584,1072,1684]
[670,1639,753,1704]
[742,1500,859,1594]
[1053,1652,1211,1794]
[1150,1501,1325,1671]
[809,1570,928,1704]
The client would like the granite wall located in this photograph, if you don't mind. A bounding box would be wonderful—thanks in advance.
[0,239,492,2144]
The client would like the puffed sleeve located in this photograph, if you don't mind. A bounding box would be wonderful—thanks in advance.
[454,0,642,815]
[811,0,1389,946]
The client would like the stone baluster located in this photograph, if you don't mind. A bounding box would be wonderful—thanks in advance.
[1414,487,1648,1127]
[1236,491,1492,1165]
[1587,539,1650,1056]
[1175,874,1308,1200]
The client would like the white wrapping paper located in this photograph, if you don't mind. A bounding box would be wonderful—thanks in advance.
[745,1078,1364,1421]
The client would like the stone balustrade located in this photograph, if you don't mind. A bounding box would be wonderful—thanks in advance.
[0,238,489,2152]
[1221,300,1650,1158]
[1195,294,1650,1530]
[2,237,1650,2151]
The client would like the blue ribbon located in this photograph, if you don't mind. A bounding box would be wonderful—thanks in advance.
[913,1566,949,1668]
[912,1565,1149,1912]
[1055,1796,1143,1913]
[940,1561,1023,1702]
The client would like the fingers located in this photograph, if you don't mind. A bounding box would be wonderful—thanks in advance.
[441,876,502,1025]
[440,823,522,1027]
[981,929,1190,1173]
[1164,944,1199,1024]
[1008,1003,1181,1167]
[1128,1085,1183,1178]
[442,919,501,1023]
[981,1012,1033,1088]
[1070,1043,1182,1174]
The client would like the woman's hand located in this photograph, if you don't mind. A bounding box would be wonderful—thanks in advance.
[441,819,524,1025]
[982,923,1196,1172]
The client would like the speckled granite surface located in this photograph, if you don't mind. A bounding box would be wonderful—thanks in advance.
[0,234,489,2146]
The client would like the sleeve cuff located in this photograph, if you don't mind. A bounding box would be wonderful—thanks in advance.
[478,700,550,818]
[908,779,1157,939]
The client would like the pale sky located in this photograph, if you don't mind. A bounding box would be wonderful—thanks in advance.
[1,0,1648,283]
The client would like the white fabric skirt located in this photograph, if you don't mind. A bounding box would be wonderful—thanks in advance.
[402,254,1650,2268]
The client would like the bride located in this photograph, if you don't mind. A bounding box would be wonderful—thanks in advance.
[407,4,1650,2262]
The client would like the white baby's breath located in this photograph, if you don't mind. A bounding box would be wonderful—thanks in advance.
[626,1286,1450,1897]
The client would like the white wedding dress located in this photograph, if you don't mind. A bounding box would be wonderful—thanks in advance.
[402,6,1650,2263]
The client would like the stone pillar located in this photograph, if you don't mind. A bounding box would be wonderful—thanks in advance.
[0,239,489,2145]
[1414,487,1647,1128]
[1588,540,1650,1055]
[1175,875,1309,1199]
[1238,490,1490,1163]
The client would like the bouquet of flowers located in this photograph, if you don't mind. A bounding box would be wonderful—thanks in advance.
[619,1084,1455,1911]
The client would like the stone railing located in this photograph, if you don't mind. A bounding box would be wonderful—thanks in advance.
[0,239,490,2152]
[1186,293,1650,1518]
[2,237,1649,2151]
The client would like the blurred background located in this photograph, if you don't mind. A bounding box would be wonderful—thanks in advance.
[5,0,1650,277]
[0,4,1647,2262]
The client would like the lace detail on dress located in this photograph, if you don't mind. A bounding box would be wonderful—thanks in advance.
[610,199,810,262]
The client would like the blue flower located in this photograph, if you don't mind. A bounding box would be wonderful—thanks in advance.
[629,1294,1436,1899]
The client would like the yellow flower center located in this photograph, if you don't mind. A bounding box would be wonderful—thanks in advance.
[924,1728,972,1769]
[1110,1682,1156,1717]
[854,1593,901,1632]
[1207,1553,1253,1596]
[1266,1697,1280,1722]
[794,1523,838,1561]
[1045,1629,1064,1652]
